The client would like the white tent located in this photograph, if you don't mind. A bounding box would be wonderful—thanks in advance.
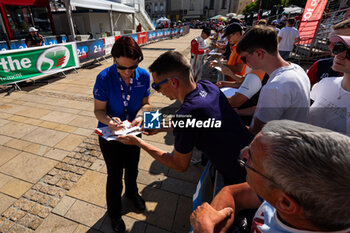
[156,17,170,23]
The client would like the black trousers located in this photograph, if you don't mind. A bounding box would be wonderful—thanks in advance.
[99,137,141,219]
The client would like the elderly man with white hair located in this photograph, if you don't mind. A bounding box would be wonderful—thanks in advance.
[191,120,350,233]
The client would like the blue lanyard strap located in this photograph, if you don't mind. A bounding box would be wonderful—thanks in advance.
[119,76,133,120]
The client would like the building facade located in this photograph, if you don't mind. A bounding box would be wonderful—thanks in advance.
[145,0,167,20]
[148,0,251,21]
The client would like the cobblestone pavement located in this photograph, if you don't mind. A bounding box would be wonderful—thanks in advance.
[0,29,204,233]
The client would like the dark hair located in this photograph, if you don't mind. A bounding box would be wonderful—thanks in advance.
[287,18,295,25]
[111,36,143,62]
[333,18,350,30]
[236,25,278,55]
[149,51,190,80]
[229,18,242,24]
[202,27,211,36]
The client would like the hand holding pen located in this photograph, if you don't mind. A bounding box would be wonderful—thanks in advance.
[107,113,125,131]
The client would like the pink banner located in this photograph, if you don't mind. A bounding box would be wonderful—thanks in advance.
[299,0,328,44]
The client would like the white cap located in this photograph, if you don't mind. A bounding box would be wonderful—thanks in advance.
[29,27,38,32]
[218,25,224,31]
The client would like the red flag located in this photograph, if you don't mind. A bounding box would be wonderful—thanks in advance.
[299,0,328,44]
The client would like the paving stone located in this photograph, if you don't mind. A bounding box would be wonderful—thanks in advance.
[23,118,43,126]
[7,115,27,123]
[15,107,51,119]
[73,224,98,233]
[54,134,86,151]
[29,204,43,215]
[47,176,60,185]
[43,148,69,161]
[23,190,35,199]
[8,223,25,232]
[4,139,33,151]
[30,192,43,202]
[63,181,75,190]
[32,182,43,191]
[37,207,51,218]
[48,168,59,176]
[57,190,66,198]
[48,198,60,208]
[68,116,97,130]
[135,187,178,231]
[0,104,27,114]
[136,169,166,187]
[0,135,12,145]
[0,220,15,232]
[52,196,76,216]
[35,213,79,233]
[0,118,9,127]
[22,228,34,233]
[0,173,12,188]
[100,215,147,233]
[68,170,106,207]
[145,225,172,233]
[90,159,105,172]
[0,178,32,198]
[23,143,50,156]
[28,217,43,230]
[39,184,50,194]
[47,186,59,196]
[21,201,35,212]
[55,124,78,133]
[10,210,26,221]
[17,213,35,226]
[0,193,16,214]
[0,122,36,138]
[73,128,94,136]
[39,121,60,129]
[2,207,16,218]
[172,195,192,233]
[65,200,106,228]
[38,195,51,205]
[21,128,68,147]
[40,111,79,124]
[12,198,27,208]
[161,177,196,198]
[0,152,57,184]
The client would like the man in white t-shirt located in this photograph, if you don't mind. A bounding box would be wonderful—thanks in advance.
[234,25,310,135]
[278,18,300,61]
[309,34,350,136]
[191,120,350,233]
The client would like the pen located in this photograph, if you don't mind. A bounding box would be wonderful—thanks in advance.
[107,113,122,126]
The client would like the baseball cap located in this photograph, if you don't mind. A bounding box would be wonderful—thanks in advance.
[330,35,350,47]
[29,27,38,32]
[217,25,224,31]
[271,20,278,25]
[223,23,243,37]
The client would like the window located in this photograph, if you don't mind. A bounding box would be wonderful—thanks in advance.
[210,0,215,9]
[221,0,227,9]
[5,5,52,39]
[154,3,158,12]
[31,7,52,33]
[160,3,164,12]
[6,5,32,38]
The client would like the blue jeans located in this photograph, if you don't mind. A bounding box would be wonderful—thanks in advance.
[279,50,291,61]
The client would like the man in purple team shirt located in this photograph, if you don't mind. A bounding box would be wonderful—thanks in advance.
[117,51,253,195]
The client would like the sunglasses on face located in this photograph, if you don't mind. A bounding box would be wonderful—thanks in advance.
[116,63,138,70]
[332,42,350,60]
[151,76,178,91]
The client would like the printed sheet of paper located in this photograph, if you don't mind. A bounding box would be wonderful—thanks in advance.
[94,120,141,141]
[220,87,238,97]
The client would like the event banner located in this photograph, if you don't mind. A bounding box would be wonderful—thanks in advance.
[104,36,115,55]
[299,0,328,44]
[0,43,80,85]
[76,39,106,63]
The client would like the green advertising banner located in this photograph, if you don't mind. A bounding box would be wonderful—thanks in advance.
[0,43,80,85]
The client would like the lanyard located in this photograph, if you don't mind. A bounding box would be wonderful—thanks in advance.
[119,76,133,120]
